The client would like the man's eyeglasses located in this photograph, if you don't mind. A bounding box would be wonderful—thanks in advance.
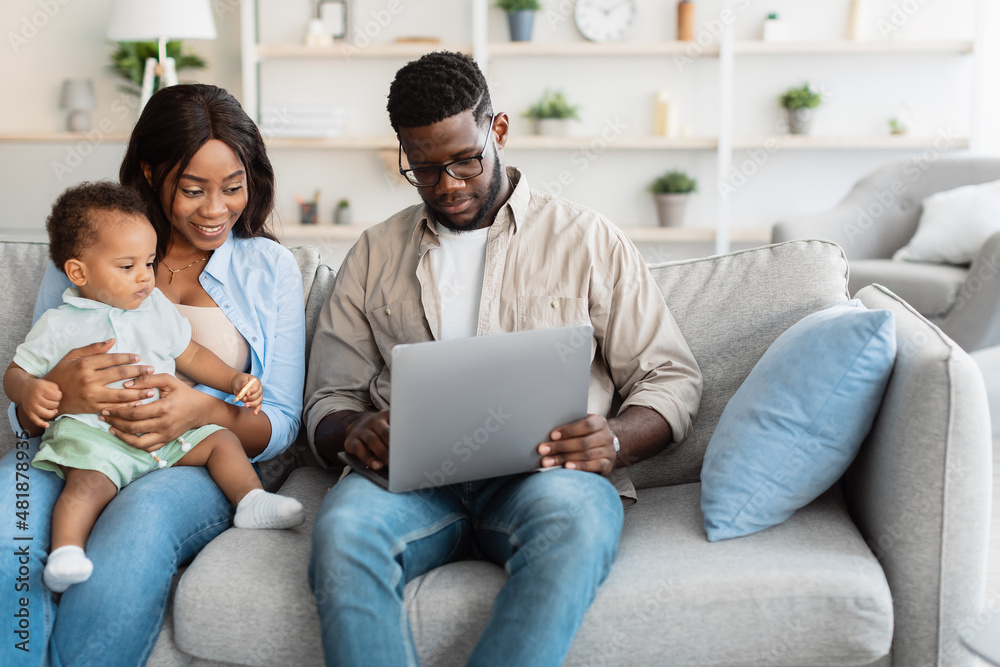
[398,115,496,188]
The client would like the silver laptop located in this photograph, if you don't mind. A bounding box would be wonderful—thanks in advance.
[338,325,593,493]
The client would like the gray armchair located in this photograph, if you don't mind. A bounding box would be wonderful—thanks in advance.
[772,156,1000,352]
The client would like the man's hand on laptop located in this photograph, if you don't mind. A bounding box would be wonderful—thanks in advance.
[344,409,391,470]
[537,414,615,477]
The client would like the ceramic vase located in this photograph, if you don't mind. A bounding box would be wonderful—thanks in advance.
[654,193,690,227]
[507,10,535,42]
[536,118,574,136]
[786,108,815,135]
[677,1,695,41]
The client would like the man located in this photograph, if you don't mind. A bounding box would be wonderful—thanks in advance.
[305,51,702,666]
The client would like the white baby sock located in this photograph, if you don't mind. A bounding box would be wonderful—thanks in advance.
[44,545,93,593]
[234,489,304,530]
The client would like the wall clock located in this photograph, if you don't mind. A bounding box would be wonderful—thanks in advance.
[574,0,637,43]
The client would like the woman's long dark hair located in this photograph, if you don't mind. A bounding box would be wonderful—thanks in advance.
[119,84,277,261]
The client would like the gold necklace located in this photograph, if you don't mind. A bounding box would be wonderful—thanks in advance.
[161,253,211,284]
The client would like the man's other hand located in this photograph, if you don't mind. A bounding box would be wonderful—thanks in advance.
[538,414,615,477]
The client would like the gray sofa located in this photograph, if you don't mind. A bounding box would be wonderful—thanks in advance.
[0,239,992,666]
[772,156,1000,352]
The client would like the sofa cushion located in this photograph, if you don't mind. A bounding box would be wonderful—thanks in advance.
[700,300,896,541]
[893,178,1000,265]
[0,242,52,458]
[175,469,893,666]
[632,240,850,490]
[472,483,892,667]
[848,258,967,319]
[258,247,337,489]
[174,467,335,666]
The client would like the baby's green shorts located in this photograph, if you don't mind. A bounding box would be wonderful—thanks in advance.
[33,418,226,490]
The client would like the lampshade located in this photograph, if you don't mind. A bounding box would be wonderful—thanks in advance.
[107,0,216,41]
[59,79,95,110]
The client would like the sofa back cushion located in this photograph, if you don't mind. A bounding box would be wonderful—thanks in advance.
[0,242,335,465]
[0,242,52,451]
[627,240,850,490]
[287,245,336,371]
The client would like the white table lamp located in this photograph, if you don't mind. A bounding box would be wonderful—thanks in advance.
[107,0,216,113]
[59,79,96,132]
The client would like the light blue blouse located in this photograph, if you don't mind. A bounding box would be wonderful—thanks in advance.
[24,232,306,462]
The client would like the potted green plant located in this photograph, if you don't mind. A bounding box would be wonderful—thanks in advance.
[335,198,352,225]
[108,40,206,97]
[498,0,542,42]
[649,169,697,227]
[523,89,581,136]
[779,83,823,135]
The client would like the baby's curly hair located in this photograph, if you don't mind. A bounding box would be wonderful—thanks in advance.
[387,51,493,133]
[46,181,150,274]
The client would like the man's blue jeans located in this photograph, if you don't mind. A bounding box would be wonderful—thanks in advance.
[0,435,231,666]
[309,468,624,667]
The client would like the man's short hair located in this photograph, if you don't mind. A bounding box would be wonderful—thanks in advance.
[46,181,149,273]
[387,51,493,133]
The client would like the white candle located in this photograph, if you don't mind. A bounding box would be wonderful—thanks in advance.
[654,92,678,138]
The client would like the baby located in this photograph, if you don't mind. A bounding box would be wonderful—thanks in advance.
[2,182,304,593]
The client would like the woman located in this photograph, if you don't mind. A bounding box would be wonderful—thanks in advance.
[0,84,305,665]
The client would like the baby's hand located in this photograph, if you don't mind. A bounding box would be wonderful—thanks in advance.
[23,377,62,428]
[232,374,262,415]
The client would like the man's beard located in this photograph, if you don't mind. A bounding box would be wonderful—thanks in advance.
[436,152,504,233]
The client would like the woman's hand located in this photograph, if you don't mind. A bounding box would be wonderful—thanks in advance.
[43,339,154,415]
[100,373,210,452]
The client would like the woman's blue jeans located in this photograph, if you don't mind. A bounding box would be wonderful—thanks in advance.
[309,468,624,667]
[0,433,231,666]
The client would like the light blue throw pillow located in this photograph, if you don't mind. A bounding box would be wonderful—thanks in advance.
[700,300,896,542]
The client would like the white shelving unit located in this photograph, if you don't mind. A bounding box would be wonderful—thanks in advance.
[255,43,474,58]
[274,222,770,244]
[0,132,967,152]
[488,41,720,57]
[733,39,974,55]
[236,0,979,254]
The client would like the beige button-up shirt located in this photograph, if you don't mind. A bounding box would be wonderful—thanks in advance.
[304,168,703,504]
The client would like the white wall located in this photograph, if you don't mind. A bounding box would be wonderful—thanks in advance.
[0,0,242,235]
[0,0,994,242]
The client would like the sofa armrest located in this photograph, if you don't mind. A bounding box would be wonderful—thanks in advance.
[849,284,993,666]
[772,165,925,261]
[937,230,1000,352]
[772,201,859,251]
